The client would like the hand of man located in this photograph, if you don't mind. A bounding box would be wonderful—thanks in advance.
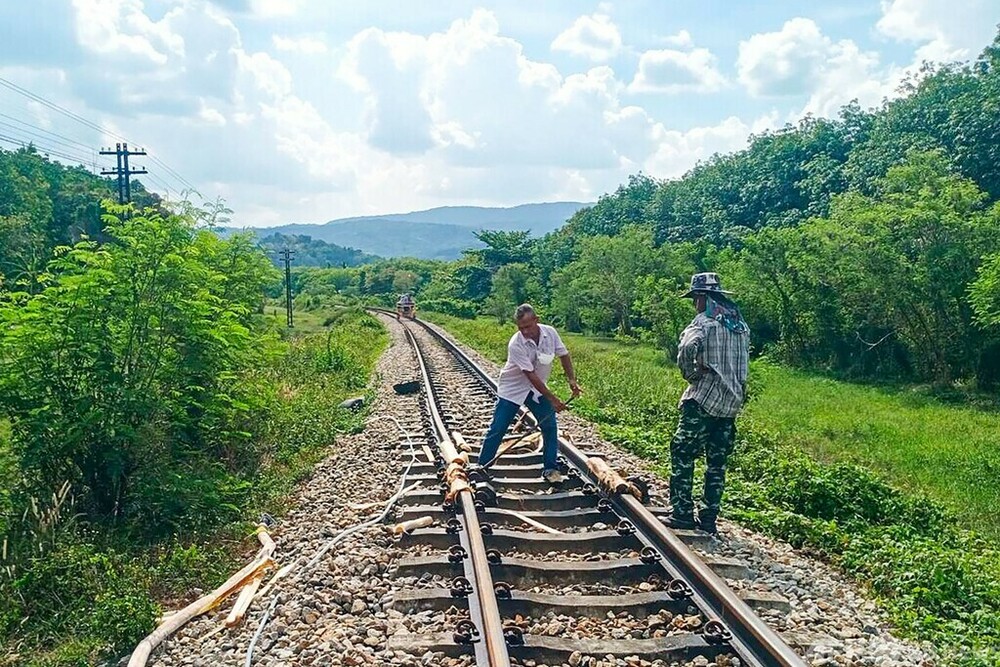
[569,382,582,398]
[551,396,568,412]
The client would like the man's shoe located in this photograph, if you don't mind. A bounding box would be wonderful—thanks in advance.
[467,464,493,483]
[659,513,697,530]
[697,517,718,535]
[542,468,565,484]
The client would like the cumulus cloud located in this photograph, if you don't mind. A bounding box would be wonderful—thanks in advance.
[337,9,661,170]
[2,2,846,226]
[645,113,780,178]
[877,0,1000,62]
[661,30,695,48]
[550,12,623,61]
[629,47,726,94]
[737,18,888,116]
[65,0,243,116]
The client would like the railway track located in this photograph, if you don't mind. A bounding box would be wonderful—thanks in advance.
[382,312,808,667]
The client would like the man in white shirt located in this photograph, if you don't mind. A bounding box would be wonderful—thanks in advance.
[478,304,582,483]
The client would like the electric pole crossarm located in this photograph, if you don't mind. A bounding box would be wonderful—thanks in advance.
[99,142,148,204]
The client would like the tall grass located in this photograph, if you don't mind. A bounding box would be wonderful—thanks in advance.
[0,309,387,666]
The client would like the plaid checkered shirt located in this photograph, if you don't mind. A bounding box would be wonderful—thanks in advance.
[677,312,750,418]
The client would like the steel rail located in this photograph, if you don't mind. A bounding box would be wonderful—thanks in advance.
[401,324,511,666]
[408,316,807,667]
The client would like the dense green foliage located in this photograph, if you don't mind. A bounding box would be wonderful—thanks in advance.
[0,146,160,292]
[257,231,377,268]
[425,313,1000,666]
[0,205,278,532]
[0,150,388,664]
[0,304,386,665]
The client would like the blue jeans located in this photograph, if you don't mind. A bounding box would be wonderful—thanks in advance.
[479,395,559,471]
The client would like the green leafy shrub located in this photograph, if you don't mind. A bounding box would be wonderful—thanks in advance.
[421,298,478,319]
[2,538,157,659]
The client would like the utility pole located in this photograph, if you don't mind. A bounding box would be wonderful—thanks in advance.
[99,143,148,203]
[279,248,295,327]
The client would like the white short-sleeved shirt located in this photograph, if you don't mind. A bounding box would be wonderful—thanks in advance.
[496,323,569,404]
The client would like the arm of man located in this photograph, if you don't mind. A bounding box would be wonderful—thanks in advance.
[676,321,706,383]
[559,354,582,397]
[553,329,582,397]
[523,370,567,411]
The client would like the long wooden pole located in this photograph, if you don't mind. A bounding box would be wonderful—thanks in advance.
[127,526,275,667]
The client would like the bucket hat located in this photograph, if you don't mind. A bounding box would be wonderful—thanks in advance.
[681,272,733,299]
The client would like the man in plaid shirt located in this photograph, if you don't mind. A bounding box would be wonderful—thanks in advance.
[663,272,750,535]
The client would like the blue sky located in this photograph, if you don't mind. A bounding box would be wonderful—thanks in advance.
[0,0,997,227]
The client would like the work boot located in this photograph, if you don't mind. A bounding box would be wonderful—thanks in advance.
[696,516,718,535]
[659,512,697,530]
[467,464,493,484]
[542,468,565,484]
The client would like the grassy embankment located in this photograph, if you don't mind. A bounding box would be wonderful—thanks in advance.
[0,307,386,667]
[422,312,1000,667]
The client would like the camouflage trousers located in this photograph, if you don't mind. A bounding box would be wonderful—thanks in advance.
[669,399,737,523]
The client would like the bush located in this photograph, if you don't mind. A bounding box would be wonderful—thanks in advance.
[0,204,279,532]
[1,539,158,661]
[421,297,478,319]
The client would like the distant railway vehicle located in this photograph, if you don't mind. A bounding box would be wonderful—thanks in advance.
[396,293,416,320]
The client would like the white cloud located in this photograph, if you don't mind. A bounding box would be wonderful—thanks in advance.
[338,9,659,170]
[739,18,834,96]
[272,34,328,54]
[737,18,889,116]
[645,113,780,178]
[66,0,243,116]
[877,0,1000,62]
[661,30,694,49]
[249,0,301,18]
[550,12,623,61]
[11,2,881,227]
[71,0,179,65]
[629,47,726,94]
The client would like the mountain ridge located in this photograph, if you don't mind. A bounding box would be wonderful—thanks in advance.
[227,201,591,260]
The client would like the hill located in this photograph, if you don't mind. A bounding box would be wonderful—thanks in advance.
[256,232,378,267]
[231,202,590,259]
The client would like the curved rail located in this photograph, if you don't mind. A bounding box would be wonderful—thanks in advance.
[407,315,807,667]
[402,324,511,666]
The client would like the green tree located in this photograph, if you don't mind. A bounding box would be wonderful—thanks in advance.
[484,262,540,322]
[562,226,658,335]
[465,229,535,271]
[0,202,278,529]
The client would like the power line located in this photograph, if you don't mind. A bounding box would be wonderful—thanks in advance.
[0,132,105,167]
[0,119,101,159]
[0,76,200,197]
[0,76,126,142]
[0,112,96,152]
[148,154,198,193]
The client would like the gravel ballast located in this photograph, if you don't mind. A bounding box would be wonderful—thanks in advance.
[143,315,935,667]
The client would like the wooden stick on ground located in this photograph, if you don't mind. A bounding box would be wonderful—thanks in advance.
[392,515,434,534]
[224,572,264,627]
[491,508,563,534]
[255,561,296,601]
[127,525,276,667]
[586,457,643,500]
